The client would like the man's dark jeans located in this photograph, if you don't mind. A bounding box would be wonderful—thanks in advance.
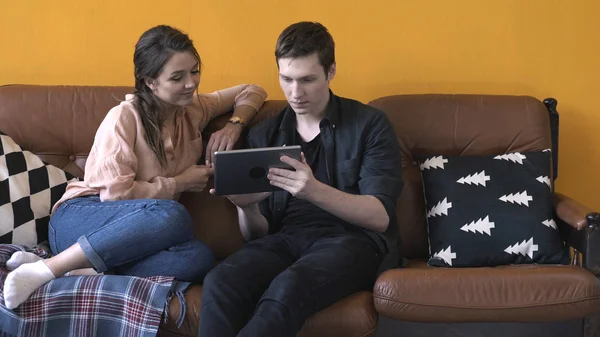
[198,227,383,337]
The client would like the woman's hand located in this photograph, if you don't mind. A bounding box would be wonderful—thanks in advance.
[174,165,215,193]
[205,122,243,167]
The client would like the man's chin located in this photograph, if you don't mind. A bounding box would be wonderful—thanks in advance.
[290,106,310,115]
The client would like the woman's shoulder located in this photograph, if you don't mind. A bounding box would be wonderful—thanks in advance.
[99,94,141,131]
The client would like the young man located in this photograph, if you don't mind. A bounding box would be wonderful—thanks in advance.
[200,21,404,337]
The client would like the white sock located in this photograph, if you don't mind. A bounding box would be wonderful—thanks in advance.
[6,251,43,271]
[65,268,102,276]
[4,260,56,309]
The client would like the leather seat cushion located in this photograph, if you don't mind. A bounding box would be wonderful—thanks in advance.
[158,286,377,337]
[373,259,600,322]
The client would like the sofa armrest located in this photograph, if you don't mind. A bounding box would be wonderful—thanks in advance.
[554,193,600,276]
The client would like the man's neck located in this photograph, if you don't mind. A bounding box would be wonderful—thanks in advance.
[296,109,325,142]
[293,92,331,141]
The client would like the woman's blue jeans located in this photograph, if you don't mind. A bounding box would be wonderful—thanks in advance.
[49,196,214,282]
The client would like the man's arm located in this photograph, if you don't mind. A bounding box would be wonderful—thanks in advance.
[236,202,270,241]
[307,182,389,232]
[268,111,403,233]
[269,155,389,232]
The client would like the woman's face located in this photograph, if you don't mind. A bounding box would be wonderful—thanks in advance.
[147,50,200,107]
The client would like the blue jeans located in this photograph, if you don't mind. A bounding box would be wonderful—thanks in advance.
[49,196,214,282]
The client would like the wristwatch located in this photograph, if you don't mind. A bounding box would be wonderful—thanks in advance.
[228,116,245,127]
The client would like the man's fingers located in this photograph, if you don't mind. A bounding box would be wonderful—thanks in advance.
[300,152,308,165]
[269,167,296,178]
[268,174,295,186]
[279,155,303,170]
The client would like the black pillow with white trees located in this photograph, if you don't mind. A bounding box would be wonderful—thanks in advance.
[419,150,569,267]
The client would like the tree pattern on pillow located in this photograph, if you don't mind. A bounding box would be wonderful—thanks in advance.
[419,150,568,267]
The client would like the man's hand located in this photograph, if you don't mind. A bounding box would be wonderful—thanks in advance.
[209,189,270,208]
[205,122,243,167]
[268,153,319,199]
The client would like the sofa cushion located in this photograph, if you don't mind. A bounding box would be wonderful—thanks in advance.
[158,286,377,337]
[0,131,77,246]
[373,259,600,322]
[368,94,554,261]
[418,150,568,267]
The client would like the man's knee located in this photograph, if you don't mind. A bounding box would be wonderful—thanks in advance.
[261,269,306,306]
[202,262,237,294]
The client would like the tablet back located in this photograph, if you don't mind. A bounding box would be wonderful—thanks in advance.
[213,145,301,195]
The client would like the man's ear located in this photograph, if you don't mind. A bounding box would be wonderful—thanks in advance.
[144,78,157,91]
[327,63,336,82]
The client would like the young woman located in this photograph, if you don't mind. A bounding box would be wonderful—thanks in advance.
[4,24,267,309]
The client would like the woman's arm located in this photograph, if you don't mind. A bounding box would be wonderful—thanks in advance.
[198,84,268,165]
[84,105,177,201]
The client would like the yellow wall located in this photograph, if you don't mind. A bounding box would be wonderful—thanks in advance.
[1,0,599,209]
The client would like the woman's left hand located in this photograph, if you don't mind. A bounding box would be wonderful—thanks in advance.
[205,122,243,167]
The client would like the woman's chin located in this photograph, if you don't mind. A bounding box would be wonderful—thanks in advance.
[177,97,194,106]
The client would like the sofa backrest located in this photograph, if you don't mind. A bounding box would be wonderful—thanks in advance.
[368,94,553,259]
[0,85,553,261]
[0,84,285,259]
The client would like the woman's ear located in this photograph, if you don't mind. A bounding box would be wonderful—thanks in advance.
[327,63,336,82]
[144,78,157,91]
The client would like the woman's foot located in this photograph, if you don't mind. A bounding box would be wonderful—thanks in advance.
[4,260,56,309]
[6,251,43,270]
[65,268,102,276]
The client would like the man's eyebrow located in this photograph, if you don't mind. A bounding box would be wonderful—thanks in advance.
[279,74,317,79]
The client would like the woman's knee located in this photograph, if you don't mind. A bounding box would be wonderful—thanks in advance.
[168,240,215,282]
[148,200,194,233]
[189,240,216,280]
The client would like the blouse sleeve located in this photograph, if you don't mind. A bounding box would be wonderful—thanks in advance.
[83,105,177,201]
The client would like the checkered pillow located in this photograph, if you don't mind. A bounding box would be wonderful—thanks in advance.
[0,131,78,247]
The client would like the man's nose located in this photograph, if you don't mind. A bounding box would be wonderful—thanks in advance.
[291,82,303,99]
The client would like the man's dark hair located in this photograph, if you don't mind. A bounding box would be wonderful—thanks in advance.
[275,21,335,76]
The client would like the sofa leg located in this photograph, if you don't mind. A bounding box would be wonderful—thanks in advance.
[585,315,600,337]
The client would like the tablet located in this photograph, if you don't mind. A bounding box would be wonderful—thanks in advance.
[213,145,302,195]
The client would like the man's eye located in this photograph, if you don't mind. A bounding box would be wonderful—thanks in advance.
[191,70,200,74]
[170,77,182,82]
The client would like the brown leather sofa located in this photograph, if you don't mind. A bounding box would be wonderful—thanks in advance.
[1,85,599,337]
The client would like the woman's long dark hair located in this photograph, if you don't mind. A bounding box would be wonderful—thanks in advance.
[132,25,201,166]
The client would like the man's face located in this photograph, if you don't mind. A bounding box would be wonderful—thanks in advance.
[278,53,335,117]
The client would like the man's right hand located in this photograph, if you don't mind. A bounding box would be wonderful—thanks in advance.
[174,165,215,193]
[209,190,270,208]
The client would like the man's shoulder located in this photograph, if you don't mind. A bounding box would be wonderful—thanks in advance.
[335,94,388,123]
[247,106,287,145]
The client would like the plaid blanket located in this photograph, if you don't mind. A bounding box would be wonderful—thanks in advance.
[0,244,181,337]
